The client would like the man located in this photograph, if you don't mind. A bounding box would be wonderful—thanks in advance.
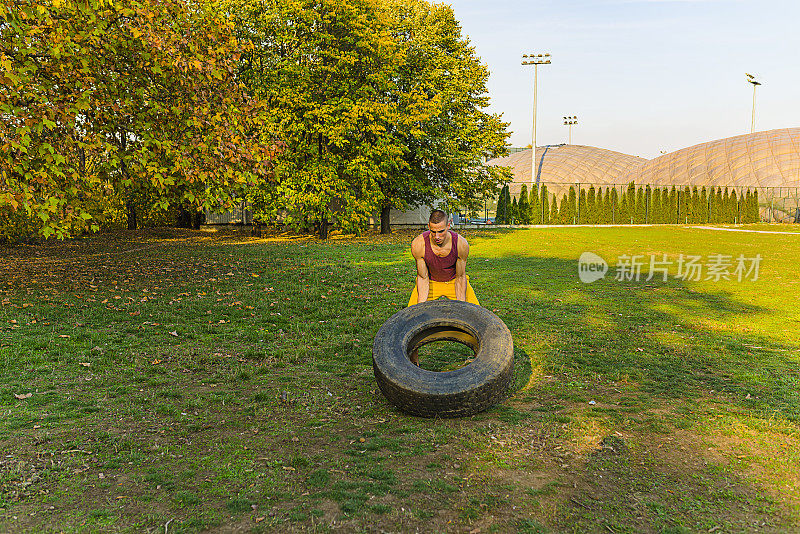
[408,209,479,307]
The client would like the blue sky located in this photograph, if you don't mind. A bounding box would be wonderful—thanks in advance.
[447,0,800,158]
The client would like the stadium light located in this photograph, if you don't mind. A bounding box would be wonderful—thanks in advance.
[746,73,761,134]
[563,115,578,144]
[522,52,551,184]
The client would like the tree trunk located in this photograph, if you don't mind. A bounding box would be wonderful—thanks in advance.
[126,201,138,230]
[380,205,391,234]
[191,211,204,229]
[176,208,191,228]
[318,218,329,240]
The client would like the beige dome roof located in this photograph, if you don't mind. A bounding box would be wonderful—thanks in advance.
[620,128,800,190]
[488,144,646,198]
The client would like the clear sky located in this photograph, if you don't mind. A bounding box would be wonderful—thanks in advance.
[447,0,800,159]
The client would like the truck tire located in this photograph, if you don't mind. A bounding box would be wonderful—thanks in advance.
[372,299,514,418]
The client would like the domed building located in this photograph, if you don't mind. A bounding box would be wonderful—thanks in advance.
[487,128,800,222]
[488,144,646,199]
[620,128,800,221]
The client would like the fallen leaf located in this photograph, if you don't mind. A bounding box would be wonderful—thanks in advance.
[14,393,32,399]
[59,334,71,338]
[79,362,91,367]
[169,331,178,337]
[151,359,161,365]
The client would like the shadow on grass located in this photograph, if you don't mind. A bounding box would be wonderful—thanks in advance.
[472,255,799,421]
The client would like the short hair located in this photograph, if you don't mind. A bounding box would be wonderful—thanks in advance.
[429,209,449,224]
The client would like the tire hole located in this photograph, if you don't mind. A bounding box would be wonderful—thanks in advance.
[413,340,476,372]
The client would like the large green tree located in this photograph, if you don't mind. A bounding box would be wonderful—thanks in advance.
[230,0,510,237]
[0,0,270,239]
[228,0,407,238]
[377,0,510,233]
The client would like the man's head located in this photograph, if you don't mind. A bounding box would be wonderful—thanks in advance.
[428,209,450,246]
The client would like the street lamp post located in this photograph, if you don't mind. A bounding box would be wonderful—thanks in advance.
[563,116,578,144]
[746,73,761,134]
[522,53,551,185]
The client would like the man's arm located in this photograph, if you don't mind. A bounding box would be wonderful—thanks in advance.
[453,236,469,301]
[411,236,430,304]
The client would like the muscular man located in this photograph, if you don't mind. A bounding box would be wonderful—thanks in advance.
[408,209,480,307]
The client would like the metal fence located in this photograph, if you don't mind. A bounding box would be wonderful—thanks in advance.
[204,201,253,225]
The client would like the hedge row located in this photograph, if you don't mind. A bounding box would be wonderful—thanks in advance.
[495,183,760,225]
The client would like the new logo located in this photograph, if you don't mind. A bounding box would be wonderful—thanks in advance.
[578,252,608,283]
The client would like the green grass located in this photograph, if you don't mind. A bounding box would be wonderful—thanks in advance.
[0,225,799,532]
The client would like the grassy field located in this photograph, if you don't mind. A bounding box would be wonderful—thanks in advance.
[1,225,799,533]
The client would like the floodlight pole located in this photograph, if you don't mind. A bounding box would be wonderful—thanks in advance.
[746,73,761,134]
[522,53,551,185]
[563,116,578,145]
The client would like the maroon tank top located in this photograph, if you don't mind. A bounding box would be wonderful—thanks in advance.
[423,230,458,282]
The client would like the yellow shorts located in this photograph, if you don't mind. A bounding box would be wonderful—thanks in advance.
[408,275,480,307]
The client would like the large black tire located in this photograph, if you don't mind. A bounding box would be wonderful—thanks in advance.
[372,300,514,418]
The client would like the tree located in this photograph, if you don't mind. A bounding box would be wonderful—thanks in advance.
[495,184,509,224]
[586,186,596,224]
[751,189,760,222]
[518,184,530,224]
[378,0,511,231]
[530,184,541,224]
[1,0,270,240]
[549,192,558,224]
[651,188,662,224]
[229,0,403,238]
[231,0,510,237]
[540,185,550,224]
[690,186,701,224]
[635,186,645,224]
[510,196,518,225]
[619,192,629,224]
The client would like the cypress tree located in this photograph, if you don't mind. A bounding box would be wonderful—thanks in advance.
[634,186,645,223]
[625,183,636,223]
[510,196,518,225]
[586,186,597,224]
[712,187,719,223]
[597,188,606,224]
[668,186,677,223]
[610,187,619,224]
[603,188,613,224]
[737,190,746,224]
[752,189,760,222]
[681,186,691,224]
[722,187,730,223]
[578,188,588,224]
[541,185,549,224]
[691,186,700,223]
[651,188,662,224]
[530,184,541,224]
[518,184,530,224]
[567,186,578,224]
[494,185,506,224]
[700,186,708,223]
[550,193,558,224]
[619,194,629,224]
[708,187,716,223]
